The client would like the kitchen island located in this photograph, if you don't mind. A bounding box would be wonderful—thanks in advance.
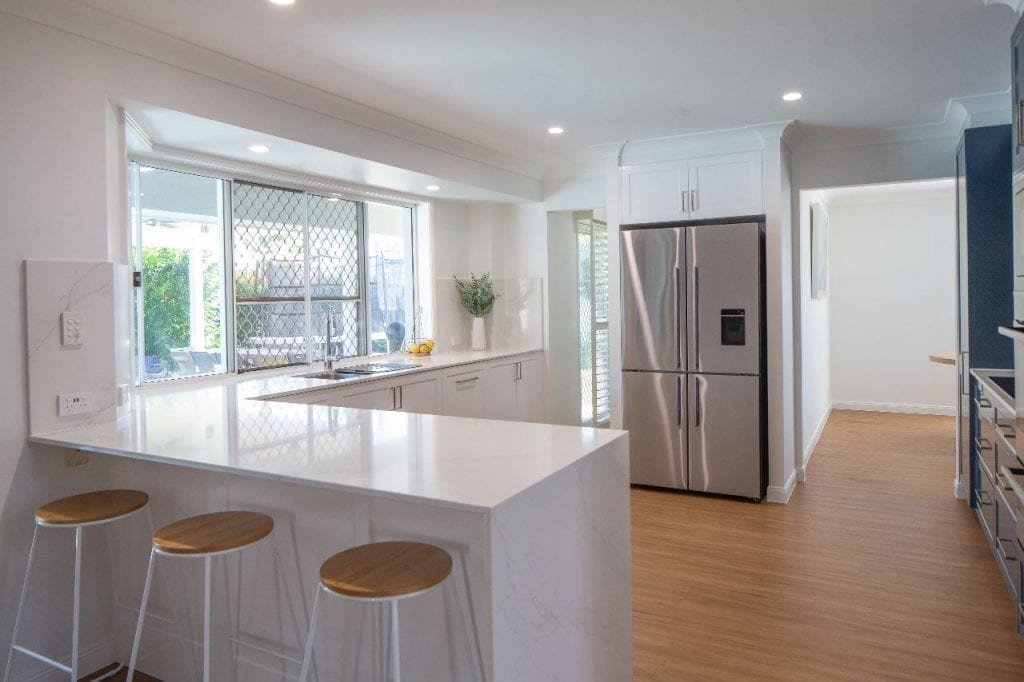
[29,357,632,681]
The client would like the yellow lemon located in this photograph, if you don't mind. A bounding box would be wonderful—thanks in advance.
[425,339,435,350]
[407,344,418,353]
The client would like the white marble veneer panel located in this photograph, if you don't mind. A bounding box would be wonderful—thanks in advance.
[489,435,632,681]
[25,260,125,434]
[98,455,492,681]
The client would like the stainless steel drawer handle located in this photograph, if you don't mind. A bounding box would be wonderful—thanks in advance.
[978,397,993,409]
[975,437,994,451]
[977,489,994,506]
[455,376,479,384]
[997,423,1017,439]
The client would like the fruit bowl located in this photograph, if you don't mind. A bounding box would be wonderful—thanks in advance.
[406,338,435,356]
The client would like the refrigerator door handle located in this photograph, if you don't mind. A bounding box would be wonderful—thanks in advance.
[693,265,701,371]
[674,264,682,368]
[676,376,683,426]
[694,377,702,427]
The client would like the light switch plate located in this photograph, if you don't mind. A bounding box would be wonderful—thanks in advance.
[61,311,84,346]
[58,392,93,416]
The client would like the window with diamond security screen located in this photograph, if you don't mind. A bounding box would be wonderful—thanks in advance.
[232,181,363,371]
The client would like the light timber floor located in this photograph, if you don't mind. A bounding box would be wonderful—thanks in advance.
[632,410,1024,681]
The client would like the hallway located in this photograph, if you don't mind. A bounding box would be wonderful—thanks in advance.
[632,410,1024,681]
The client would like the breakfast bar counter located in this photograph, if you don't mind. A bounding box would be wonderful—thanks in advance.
[29,369,632,681]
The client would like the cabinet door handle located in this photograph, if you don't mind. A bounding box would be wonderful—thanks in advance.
[397,386,403,410]
[516,362,522,381]
[975,437,993,451]
[691,189,698,212]
[681,190,689,213]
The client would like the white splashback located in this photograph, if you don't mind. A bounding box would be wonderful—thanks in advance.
[435,276,544,351]
[25,260,129,434]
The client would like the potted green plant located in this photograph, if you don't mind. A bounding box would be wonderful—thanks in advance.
[453,272,497,350]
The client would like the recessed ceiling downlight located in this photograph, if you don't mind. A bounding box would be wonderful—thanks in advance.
[782,91,803,102]
[248,144,270,153]
[268,0,296,5]
[547,126,564,135]
[425,185,441,192]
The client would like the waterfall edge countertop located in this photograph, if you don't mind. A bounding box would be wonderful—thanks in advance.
[29,349,628,512]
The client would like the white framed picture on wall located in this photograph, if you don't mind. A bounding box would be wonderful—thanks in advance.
[811,202,829,299]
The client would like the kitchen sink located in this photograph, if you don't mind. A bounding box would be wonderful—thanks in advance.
[297,360,421,381]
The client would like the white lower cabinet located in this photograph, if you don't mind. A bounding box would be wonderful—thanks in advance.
[331,383,396,410]
[484,354,542,422]
[270,352,543,421]
[442,368,486,418]
[395,375,441,414]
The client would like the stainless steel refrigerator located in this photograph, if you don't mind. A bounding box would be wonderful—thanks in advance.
[621,220,766,500]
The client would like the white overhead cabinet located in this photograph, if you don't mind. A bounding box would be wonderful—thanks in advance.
[620,151,763,224]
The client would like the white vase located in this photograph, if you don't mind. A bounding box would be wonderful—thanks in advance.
[471,317,487,350]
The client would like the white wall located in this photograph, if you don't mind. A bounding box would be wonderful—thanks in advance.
[546,212,583,426]
[827,186,957,414]
[797,191,832,475]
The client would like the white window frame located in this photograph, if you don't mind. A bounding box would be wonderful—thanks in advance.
[128,153,422,386]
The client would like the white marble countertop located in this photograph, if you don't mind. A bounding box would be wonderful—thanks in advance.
[29,349,627,511]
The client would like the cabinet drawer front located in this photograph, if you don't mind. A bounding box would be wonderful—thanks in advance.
[977,468,998,543]
[442,371,486,418]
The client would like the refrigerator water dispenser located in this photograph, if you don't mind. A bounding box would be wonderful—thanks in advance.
[720,309,746,346]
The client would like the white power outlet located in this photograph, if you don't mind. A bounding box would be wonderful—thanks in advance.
[61,311,84,346]
[58,392,94,417]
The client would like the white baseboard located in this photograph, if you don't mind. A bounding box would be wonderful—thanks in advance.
[797,407,832,482]
[766,469,798,504]
[831,401,956,417]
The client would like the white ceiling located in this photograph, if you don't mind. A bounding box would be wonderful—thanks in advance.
[81,0,1016,170]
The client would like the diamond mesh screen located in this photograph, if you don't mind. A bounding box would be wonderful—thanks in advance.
[232,183,362,371]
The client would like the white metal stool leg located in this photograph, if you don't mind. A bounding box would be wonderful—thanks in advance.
[202,555,212,682]
[71,526,82,681]
[126,547,156,681]
[298,586,323,682]
[3,525,40,682]
[389,600,400,682]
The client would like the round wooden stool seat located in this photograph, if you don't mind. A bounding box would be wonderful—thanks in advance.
[153,511,273,555]
[35,489,148,526]
[319,541,453,599]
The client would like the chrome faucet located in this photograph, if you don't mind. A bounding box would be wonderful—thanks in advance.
[325,312,337,370]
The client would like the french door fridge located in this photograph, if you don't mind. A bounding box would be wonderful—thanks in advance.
[621,221,766,500]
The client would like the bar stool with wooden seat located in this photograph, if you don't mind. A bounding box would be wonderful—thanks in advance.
[298,541,483,682]
[3,489,151,682]
[126,511,274,682]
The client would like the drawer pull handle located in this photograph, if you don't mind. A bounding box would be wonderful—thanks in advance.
[998,538,1019,562]
[978,397,993,409]
[977,489,994,506]
[455,377,479,385]
[997,423,1017,439]
[975,437,994,451]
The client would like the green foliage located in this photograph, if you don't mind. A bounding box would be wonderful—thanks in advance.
[142,247,190,364]
[453,272,497,317]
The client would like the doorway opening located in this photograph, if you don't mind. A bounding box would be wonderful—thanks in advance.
[797,179,958,484]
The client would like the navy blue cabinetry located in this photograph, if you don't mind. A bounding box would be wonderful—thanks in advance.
[957,125,1013,507]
